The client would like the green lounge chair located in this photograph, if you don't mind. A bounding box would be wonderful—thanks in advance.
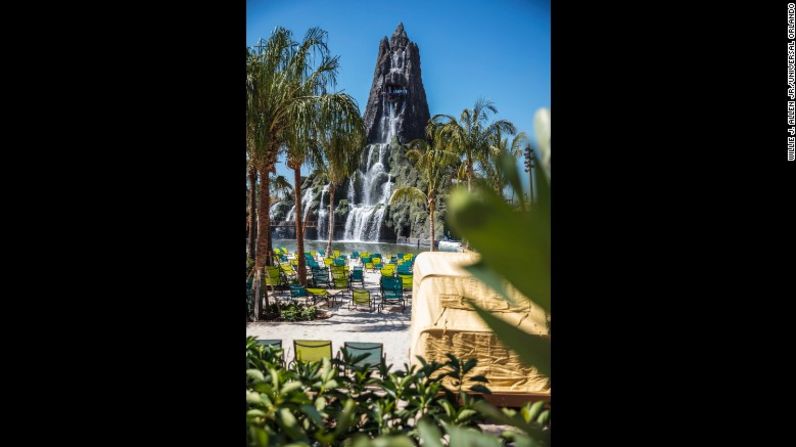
[332,269,350,289]
[350,288,374,311]
[293,339,333,364]
[255,339,284,365]
[378,276,405,312]
[289,284,333,307]
[265,266,284,289]
[381,264,396,277]
[280,263,298,281]
[312,268,331,288]
[349,267,364,288]
[399,273,413,293]
[255,339,282,348]
[341,341,384,371]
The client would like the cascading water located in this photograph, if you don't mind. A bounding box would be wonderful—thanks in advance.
[316,185,329,241]
[269,24,430,244]
[341,67,404,241]
[268,202,280,219]
[287,187,314,222]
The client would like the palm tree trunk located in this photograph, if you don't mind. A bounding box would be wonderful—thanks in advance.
[467,158,474,192]
[326,186,335,255]
[267,207,273,265]
[253,165,273,320]
[247,165,258,261]
[292,165,307,285]
[429,196,436,252]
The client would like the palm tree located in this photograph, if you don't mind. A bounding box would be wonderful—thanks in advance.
[432,98,517,191]
[267,174,292,257]
[390,123,458,251]
[269,175,293,202]
[246,150,258,262]
[247,27,346,315]
[485,130,530,199]
[247,37,286,319]
[314,122,365,254]
[282,28,362,285]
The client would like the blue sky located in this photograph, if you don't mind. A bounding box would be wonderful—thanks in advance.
[247,0,550,186]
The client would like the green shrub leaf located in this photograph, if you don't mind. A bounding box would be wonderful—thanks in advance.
[417,417,444,447]
[448,186,550,313]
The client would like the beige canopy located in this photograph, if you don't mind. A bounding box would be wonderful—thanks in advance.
[408,252,550,395]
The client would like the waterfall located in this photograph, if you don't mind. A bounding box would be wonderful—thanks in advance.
[316,185,329,241]
[340,91,401,242]
[287,187,314,222]
[268,202,280,219]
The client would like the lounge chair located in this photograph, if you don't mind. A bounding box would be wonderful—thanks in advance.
[350,288,374,311]
[255,339,284,365]
[280,263,298,281]
[378,276,405,312]
[312,268,331,288]
[255,339,282,348]
[331,270,351,301]
[341,341,384,371]
[292,339,333,365]
[399,273,413,287]
[397,263,413,275]
[265,266,285,290]
[381,264,396,277]
[349,267,364,287]
[288,284,333,307]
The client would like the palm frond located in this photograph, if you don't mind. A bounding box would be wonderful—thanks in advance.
[389,186,427,207]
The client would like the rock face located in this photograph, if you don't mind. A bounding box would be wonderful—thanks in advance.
[362,23,430,145]
[270,24,442,244]
[338,23,432,242]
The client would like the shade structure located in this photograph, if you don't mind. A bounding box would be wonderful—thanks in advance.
[408,252,550,395]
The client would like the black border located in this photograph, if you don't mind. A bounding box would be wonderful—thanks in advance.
[23,1,792,444]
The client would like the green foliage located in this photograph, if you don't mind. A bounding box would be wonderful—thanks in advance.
[431,98,517,190]
[446,108,551,446]
[279,303,318,322]
[334,199,350,216]
[244,336,551,447]
[448,109,550,313]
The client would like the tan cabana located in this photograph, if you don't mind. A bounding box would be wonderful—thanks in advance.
[409,252,550,395]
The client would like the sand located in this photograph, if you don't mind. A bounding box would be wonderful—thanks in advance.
[246,268,412,367]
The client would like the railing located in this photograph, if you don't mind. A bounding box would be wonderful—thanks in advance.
[269,221,348,229]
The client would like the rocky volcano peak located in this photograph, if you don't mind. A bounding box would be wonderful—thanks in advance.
[390,22,409,49]
[362,23,430,145]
